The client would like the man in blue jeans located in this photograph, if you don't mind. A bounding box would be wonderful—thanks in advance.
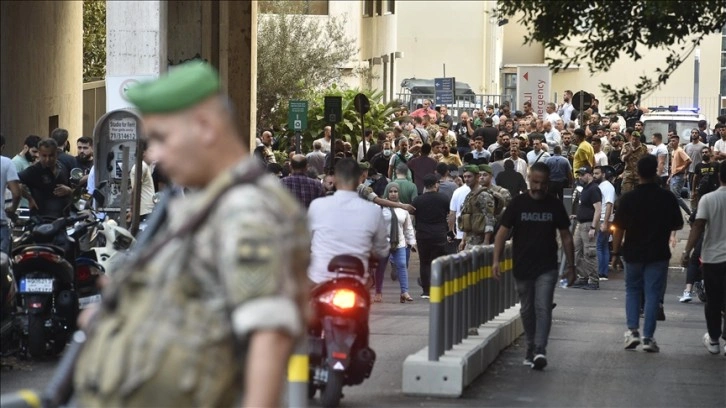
[612,155,684,353]
[594,166,616,280]
[493,162,575,370]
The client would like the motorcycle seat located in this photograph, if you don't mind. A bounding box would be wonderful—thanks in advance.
[327,255,364,276]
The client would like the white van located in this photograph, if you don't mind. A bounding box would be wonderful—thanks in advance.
[640,106,706,146]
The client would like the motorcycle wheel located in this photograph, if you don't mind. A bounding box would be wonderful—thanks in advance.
[27,315,46,358]
[320,370,344,408]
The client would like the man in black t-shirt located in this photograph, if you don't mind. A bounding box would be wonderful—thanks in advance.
[412,174,450,299]
[612,155,683,353]
[493,162,575,370]
[692,147,719,209]
[570,166,602,290]
[18,138,72,218]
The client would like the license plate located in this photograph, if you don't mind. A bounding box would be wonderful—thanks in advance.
[79,294,102,309]
[19,278,54,293]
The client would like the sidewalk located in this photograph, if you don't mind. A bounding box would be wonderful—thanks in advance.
[462,267,725,407]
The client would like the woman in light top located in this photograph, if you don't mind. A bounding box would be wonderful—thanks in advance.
[373,182,417,303]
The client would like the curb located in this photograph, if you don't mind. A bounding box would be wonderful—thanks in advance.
[401,305,523,397]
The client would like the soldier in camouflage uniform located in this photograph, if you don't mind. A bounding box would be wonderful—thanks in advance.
[620,131,649,194]
[74,62,310,407]
[459,165,497,251]
[479,163,512,217]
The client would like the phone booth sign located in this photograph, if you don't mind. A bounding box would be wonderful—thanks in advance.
[92,109,142,211]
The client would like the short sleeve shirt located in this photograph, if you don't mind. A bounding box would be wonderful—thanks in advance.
[696,187,726,264]
[18,162,71,218]
[500,193,570,279]
[598,180,615,221]
[1,157,19,223]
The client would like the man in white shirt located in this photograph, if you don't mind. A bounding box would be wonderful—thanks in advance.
[357,130,372,163]
[1,135,22,255]
[448,181,471,254]
[712,124,726,162]
[544,102,562,125]
[651,132,670,187]
[592,138,608,166]
[558,90,574,126]
[129,141,156,222]
[526,138,550,166]
[594,165,615,280]
[681,164,726,356]
[508,146,529,181]
[543,120,561,151]
[307,158,389,284]
[314,126,332,154]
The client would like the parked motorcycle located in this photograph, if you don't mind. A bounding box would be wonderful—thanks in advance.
[308,255,376,407]
[0,252,21,356]
[11,213,90,358]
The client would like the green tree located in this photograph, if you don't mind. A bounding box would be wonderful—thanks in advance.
[497,1,726,109]
[278,86,397,157]
[83,0,106,82]
[257,0,358,130]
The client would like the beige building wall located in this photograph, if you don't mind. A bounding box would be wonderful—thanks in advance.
[396,1,500,94]
[502,19,722,120]
[0,1,83,155]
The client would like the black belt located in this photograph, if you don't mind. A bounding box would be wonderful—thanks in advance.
[577,219,593,223]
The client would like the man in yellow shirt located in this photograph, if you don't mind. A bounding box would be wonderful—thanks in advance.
[572,128,594,176]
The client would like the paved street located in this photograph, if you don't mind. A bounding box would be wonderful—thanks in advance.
[2,227,725,407]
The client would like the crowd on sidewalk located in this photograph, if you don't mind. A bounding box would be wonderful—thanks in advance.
[261,93,725,367]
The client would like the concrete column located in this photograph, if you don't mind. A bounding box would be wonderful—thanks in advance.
[218,1,257,149]
[0,1,83,154]
[167,0,203,65]
[106,0,167,111]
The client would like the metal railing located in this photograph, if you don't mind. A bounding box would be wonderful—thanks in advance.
[428,242,516,362]
[396,92,508,120]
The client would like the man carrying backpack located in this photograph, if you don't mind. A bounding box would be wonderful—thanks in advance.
[458,165,497,251]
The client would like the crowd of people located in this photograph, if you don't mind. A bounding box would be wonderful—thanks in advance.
[264,93,726,363]
[0,129,168,256]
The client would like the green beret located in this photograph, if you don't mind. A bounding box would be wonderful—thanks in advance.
[125,61,221,114]
[478,164,493,174]
[359,162,370,170]
[463,165,480,174]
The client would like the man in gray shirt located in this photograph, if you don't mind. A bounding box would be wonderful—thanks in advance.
[435,162,457,200]
[306,140,327,175]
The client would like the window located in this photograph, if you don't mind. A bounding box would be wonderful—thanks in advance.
[375,0,383,15]
[503,73,517,109]
[364,0,374,17]
[259,0,328,15]
[385,0,395,15]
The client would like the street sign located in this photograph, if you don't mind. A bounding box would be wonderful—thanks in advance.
[287,100,308,131]
[353,93,370,114]
[572,91,593,112]
[324,96,343,124]
[434,77,455,106]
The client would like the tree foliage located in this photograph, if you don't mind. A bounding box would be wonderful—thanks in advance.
[276,86,398,157]
[497,1,726,109]
[257,0,358,130]
[83,0,106,82]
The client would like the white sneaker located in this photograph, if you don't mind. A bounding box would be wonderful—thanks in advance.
[679,290,693,303]
[703,333,720,354]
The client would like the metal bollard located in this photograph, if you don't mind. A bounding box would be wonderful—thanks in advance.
[0,391,40,408]
[484,246,493,321]
[287,340,309,408]
[429,258,444,361]
[452,254,462,346]
[444,257,454,351]
[471,247,481,330]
